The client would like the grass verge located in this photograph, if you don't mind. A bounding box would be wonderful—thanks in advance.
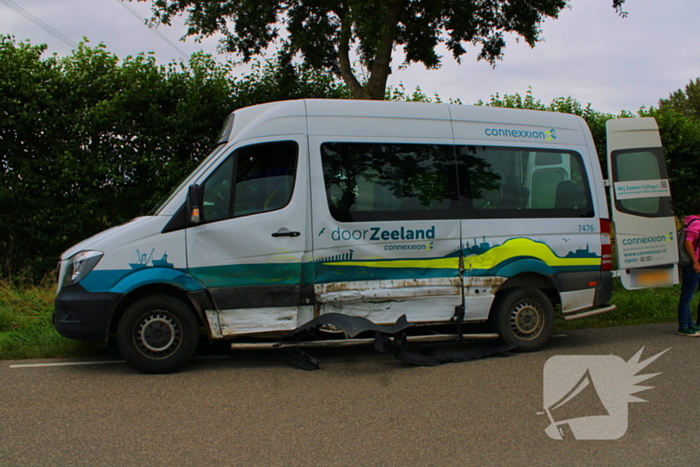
[0,276,689,360]
[557,279,682,330]
[0,277,112,360]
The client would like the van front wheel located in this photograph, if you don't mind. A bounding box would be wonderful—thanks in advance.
[490,287,554,352]
[117,295,199,374]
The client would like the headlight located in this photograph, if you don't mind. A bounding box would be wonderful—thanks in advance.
[64,251,103,287]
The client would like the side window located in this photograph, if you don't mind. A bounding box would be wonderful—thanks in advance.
[458,146,594,218]
[612,148,673,217]
[321,142,458,222]
[202,156,233,222]
[201,141,297,223]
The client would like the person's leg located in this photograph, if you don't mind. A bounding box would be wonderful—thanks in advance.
[696,278,700,325]
[678,268,699,330]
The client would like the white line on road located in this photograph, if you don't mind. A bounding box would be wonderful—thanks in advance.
[9,360,126,368]
[8,354,229,369]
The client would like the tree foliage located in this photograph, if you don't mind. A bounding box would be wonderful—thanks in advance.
[659,78,700,121]
[137,0,628,100]
[644,76,700,214]
[640,106,700,215]
[0,36,347,277]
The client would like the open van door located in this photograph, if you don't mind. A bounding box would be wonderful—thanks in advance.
[606,117,679,290]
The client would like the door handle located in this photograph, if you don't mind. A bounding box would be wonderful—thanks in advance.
[271,231,300,237]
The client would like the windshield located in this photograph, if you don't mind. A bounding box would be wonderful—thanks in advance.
[149,145,228,215]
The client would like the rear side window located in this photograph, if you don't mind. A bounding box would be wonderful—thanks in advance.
[458,146,594,218]
[321,142,459,222]
[201,141,297,223]
[611,148,673,218]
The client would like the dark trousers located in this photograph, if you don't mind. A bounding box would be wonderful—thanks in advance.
[678,266,700,329]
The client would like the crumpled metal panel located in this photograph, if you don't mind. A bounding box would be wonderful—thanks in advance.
[278,312,414,343]
[275,312,517,370]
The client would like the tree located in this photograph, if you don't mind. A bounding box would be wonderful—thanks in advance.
[137,0,628,100]
[659,78,700,120]
[640,106,700,215]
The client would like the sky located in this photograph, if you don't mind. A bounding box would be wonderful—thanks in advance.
[1,0,699,114]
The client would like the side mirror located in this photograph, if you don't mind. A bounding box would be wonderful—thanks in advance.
[187,184,204,224]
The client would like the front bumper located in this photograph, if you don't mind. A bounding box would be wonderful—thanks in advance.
[54,283,123,346]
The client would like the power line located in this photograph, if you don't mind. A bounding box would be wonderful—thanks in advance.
[113,0,189,59]
[0,0,79,49]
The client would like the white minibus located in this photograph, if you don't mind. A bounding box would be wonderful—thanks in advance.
[54,99,678,372]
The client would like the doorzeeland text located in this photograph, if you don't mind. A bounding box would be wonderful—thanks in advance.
[331,226,436,242]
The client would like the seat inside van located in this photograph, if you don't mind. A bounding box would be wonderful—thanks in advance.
[234,175,294,215]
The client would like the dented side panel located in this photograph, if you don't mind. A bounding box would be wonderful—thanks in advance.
[320,297,460,325]
[462,276,507,321]
[315,278,461,302]
[204,309,223,338]
[218,306,298,336]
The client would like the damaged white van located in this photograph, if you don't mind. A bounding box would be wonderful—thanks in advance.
[54,99,678,373]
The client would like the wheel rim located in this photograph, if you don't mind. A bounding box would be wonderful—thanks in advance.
[509,300,544,341]
[135,311,181,359]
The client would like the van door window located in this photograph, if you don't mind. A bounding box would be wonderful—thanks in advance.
[201,141,297,223]
[202,156,234,222]
[610,148,672,217]
[320,142,458,221]
[458,146,593,218]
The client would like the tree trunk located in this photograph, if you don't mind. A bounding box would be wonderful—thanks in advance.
[337,0,402,100]
[337,11,365,99]
[366,0,402,100]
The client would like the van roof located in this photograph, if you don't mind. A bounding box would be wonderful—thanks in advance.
[229,99,588,146]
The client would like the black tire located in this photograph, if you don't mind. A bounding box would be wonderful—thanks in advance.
[117,294,199,374]
[489,287,554,352]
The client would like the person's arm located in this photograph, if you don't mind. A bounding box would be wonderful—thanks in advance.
[685,240,700,273]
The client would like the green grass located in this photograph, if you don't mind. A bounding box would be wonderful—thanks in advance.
[0,276,688,361]
[0,276,109,360]
[557,279,681,330]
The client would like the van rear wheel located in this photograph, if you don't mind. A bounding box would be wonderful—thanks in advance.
[490,287,554,352]
[117,295,199,374]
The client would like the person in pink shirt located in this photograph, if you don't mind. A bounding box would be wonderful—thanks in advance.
[677,199,700,336]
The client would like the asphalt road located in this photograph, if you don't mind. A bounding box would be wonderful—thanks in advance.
[1,323,698,467]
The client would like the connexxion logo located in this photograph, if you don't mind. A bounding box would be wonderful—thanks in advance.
[620,232,674,246]
[485,128,557,141]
